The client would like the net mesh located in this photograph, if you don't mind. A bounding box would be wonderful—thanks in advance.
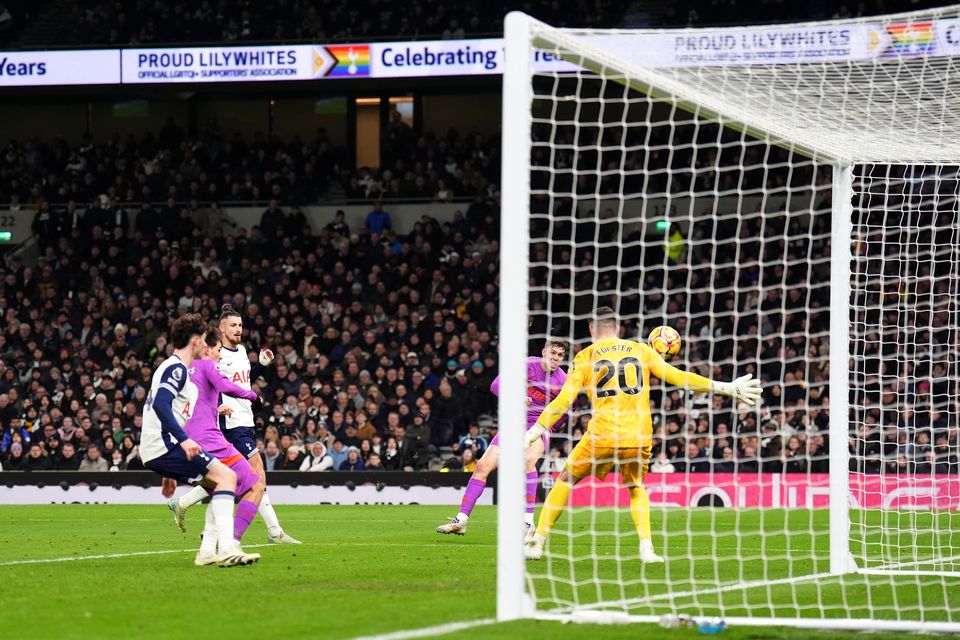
[849,163,960,577]
[515,5,960,628]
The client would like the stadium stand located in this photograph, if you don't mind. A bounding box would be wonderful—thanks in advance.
[0,0,956,475]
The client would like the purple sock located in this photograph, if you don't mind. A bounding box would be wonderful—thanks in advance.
[526,471,539,514]
[233,500,258,541]
[459,478,486,517]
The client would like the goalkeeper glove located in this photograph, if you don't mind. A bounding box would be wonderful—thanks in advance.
[712,374,763,406]
[525,424,547,448]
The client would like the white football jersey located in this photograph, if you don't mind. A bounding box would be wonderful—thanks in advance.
[218,345,254,429]
[140,355,199,463]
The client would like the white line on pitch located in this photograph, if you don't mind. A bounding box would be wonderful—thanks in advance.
[349,618,498,640]
[0,543,272,566]
[547,570,838,615]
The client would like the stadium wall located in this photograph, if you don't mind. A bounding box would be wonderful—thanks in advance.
[216,191,817,236]
[222,201,469,234]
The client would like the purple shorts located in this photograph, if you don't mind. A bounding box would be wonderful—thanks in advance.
[491,428,548,451]
[226,453,260,497]
[185,425,260,496]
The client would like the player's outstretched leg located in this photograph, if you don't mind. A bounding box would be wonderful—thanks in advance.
[437,445,500,535]
[168,484,210,533]
[524,437,546,540]
[202,462,260,567]
[525,466,578,560]
[245,453,300,544]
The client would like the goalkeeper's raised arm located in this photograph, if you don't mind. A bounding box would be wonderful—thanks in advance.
[524,318,762,449]
[643,346,763,406]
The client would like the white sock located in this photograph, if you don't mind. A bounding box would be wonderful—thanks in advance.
[456,512,470,523]
[178,485,210,509]
[524,512,534,527]
[258,491,283,537]
[199,504,218,554]
[640,538,656,554]
[210,491,236,551]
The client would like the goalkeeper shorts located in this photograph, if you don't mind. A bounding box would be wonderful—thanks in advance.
[565,437,651,484]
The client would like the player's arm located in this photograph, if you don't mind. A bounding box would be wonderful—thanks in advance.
[526,368,586,447]
[209,364,259,403]
[152,364,198,457]
[489,375,500,397]
[642,344,762,405]
[548,371,575,432]
[250,347,275,381]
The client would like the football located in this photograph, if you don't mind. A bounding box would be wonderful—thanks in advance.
[648,325,682,359]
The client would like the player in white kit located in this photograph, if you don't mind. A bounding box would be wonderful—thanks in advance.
[142,313,260,567]
[168,305,300,544]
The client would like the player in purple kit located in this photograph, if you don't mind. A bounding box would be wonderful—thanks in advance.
[436,340,569,537]
[164,327,268,564]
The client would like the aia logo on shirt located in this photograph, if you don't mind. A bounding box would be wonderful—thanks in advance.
[232,369,251,384]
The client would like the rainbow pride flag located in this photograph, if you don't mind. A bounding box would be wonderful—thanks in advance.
[325,45,371,77]
[886,21,934,56]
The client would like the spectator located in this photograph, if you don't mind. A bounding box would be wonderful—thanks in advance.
[4,442,24,470]
[340,446,366,471]
[358,438,373,462]
[23,442,52,471]
[328,440,349,470]
[713,447,736,473]
[326,210,349,236]
[279,446,305,470]
[460,448,477,473]
[108,449,125,471]
[402,414,431,470]
[455,424,488,457]
[78,444,109,472]
[261,441,282,471]
[366,452,383,470]
[381,436,402,470]
[650,452,676,473]
[300,442,333,471]
[260,199,285,237]
[55,442,81,470]
[365,201,391,235]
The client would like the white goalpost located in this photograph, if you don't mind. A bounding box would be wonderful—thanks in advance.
[498,6,960,631]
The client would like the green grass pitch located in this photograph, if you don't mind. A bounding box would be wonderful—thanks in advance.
[0,504,957,640]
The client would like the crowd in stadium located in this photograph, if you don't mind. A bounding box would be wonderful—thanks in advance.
[0,118,500,209]
[0,0,956,476]
[0,175,956,475]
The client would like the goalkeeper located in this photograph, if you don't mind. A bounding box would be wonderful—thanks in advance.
[524,307,762,562]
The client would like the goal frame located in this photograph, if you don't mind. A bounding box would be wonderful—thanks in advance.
[497,9,960,633]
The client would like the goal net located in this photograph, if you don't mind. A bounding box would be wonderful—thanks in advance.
[497,6,960,632]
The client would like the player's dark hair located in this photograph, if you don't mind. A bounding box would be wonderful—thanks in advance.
[219,304,241,322]
[547,339,568,355]
[170,313,206,349]
[591,306,619,330]
[204,325,223,347]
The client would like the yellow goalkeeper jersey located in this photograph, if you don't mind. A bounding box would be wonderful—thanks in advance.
[536,337,714,447]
